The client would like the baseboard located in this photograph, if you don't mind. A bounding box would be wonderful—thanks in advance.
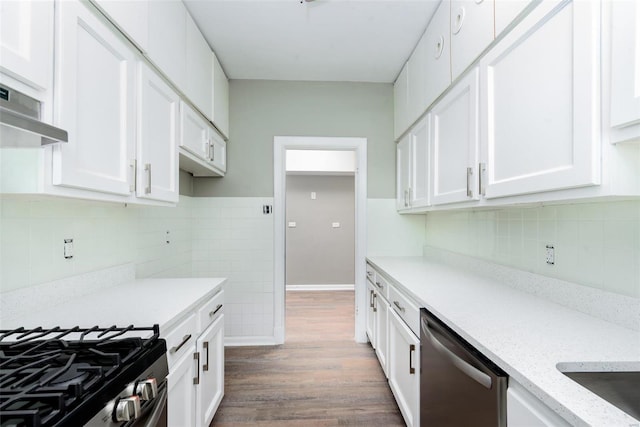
[286,284,355,291]
[224,336,279,347]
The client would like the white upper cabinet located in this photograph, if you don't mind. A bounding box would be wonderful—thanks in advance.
[407,33,428,126]
[181,101,210,160]
[450,0,494,81]
[431,68,480,205]
[186,14,213,120]
[148,0,187,94]
[393,62,410,140]
[180,101,226,177]
[494,0,534,37]
[136,63,180,203]
[397,117,430,211]
[396,134,411,210]
[480,0,600,199]
[609,0,640,143]
[212,53,230,139]
[91,0,149,52]
[53,0,136,196]
[423,0,451,112]
[0,0,53,90]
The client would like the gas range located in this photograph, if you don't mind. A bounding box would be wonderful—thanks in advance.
[0,325,168,427]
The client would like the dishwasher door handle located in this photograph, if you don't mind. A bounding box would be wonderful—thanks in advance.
[421,318,492,389]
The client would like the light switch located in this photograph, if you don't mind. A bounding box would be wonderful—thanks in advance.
[311,192,316,200]
[332,222,340,228]
[64,239,74,259]
[288,222,297,228]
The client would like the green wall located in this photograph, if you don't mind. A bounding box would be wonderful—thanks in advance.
[193,80,395,198]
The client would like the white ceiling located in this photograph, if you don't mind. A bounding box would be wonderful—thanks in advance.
[183,0,440,83]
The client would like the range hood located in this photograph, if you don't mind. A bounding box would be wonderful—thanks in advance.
[0,84,68,148]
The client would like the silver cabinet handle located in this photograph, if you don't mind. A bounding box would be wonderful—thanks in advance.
[373,292,377,313]
[393,301,405,313]
[479,162,486,196]
[409,344,416,374]
[209,141,215,162]
[169,334,192,354]
[369,290,375,308]
[144,163,152,194]
[193,352,200,385]
[466,167,473,198]
[202,341,209,372]
[421,318,492,389]
[209,304,223,317]
[366,271,373,277]
[129,159,137,193]
[375,281,383,291]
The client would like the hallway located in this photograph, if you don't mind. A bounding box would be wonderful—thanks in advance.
[211,291,405,426]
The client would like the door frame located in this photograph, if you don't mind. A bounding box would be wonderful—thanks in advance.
[273,136,368,344]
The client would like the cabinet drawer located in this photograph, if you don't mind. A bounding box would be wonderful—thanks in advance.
[388,285,420,337]
[366,264,376,284]
[164,313,197,368]
[198,290,224,333]
[373,273,390,301]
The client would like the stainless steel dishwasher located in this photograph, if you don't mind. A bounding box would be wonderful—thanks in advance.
[420,308,507,427]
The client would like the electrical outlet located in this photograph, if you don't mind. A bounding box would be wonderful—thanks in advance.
[64,239,74,259]
[263,205,272,214]
[311,192,316,200]
[545,245,555,265]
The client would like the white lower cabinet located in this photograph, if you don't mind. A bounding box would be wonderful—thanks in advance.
[165,290,225,426]
[507,381,571,427]
[366,280,376,348]
[373,285,389,378]
[388,307,420,427]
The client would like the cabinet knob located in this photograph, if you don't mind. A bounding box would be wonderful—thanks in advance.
[453,7,466,35]
[435,35,445,59]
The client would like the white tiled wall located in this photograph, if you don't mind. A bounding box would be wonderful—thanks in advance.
[424,201,640,298]
[367,199,426,256]
[0,196,193,292]
[191,197,274,338]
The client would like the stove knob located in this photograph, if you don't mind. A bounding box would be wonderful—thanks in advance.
[113,395,141,422]
[135,378,158,401]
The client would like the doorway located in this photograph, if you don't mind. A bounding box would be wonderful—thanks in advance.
[273,137,367,344]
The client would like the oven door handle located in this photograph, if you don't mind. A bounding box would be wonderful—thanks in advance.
[421,318,492,389]
[141,381,168,427]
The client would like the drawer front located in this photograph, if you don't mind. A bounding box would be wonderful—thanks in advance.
[198,290,224,332]
[366,263,376,285]
[373,273,390,301]
[388,285,420,337]
[164,313,197,368]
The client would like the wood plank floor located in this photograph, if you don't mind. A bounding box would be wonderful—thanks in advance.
[210,290,405,426]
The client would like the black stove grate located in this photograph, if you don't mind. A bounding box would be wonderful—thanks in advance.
[0,325,163,427]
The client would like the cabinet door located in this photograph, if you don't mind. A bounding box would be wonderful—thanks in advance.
[53,0,136,196]
[212,53,230,138]
[393,63,409,140]
[507,382,571,427]
[148,0,186,93]
[366,281,376,347]
[210,129,227,174]
[374,295,389,378]
[424,0,451,110]
[92,0,149,52]
[480,0,600,199]
[180,101,210,160]
[186,14,213,119]
[388,309,420,427]
[610,0,640,142]
[396,134,411,210]
[0,0,52,90]
[407,33,428,124]
[431,68,480,205]
[136,63,179,203]
[196,315,224,427]
[451,0,494,80]
[410,116,429,208]
[167,347,197,427]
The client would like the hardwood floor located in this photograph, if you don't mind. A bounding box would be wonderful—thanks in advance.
[211,291,405,426]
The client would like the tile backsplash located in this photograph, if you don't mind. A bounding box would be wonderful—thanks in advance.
[0,196,193,292]
[424,201,640,298]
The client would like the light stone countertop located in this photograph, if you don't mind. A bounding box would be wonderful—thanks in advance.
[1,277,226,334]
[367,256,640,427]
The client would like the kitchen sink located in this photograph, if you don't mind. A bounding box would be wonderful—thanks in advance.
[558,369,640,420]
